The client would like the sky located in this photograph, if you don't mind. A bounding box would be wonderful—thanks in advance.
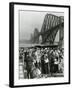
[19,10,64,41]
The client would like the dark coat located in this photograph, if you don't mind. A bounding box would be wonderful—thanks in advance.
[25,56,34,70]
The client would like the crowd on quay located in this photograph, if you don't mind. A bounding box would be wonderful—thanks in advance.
[19,46,64,79]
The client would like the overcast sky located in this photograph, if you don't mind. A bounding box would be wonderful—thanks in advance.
[19,11,64,41]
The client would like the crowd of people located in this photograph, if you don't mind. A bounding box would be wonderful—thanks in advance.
[19,46,64,79]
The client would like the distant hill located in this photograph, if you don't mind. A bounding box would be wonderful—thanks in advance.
[19,39,31,44]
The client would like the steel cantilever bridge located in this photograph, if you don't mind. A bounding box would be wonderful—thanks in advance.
[31,14,64,47]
